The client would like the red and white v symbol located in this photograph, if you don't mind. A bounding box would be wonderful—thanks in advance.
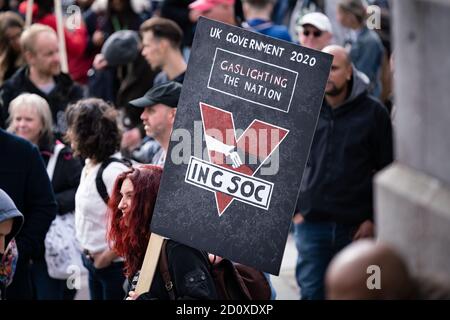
[199,102,289,215]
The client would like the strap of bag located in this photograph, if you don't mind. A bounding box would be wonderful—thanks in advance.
[46,143,65,180]
[158,239,176,300]
[95,157,132,204]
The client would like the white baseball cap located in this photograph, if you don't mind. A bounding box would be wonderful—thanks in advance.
[299,12,333,33]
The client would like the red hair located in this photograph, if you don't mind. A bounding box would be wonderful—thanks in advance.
[107,165,163,277]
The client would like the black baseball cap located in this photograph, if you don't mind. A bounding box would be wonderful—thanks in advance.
[129,81,182,109]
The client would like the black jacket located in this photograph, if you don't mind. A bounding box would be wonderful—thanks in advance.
[0,129,57,258]
[129,240,217,300]
[40,143,82,215]
[88,55,157,130]
[296,69,393,225]
[0,67,84,138]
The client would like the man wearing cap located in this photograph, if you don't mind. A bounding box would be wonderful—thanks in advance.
[129,81,182,166]
[90,30,157,156]
[298,12,333,51]
[189,0,239,26]
[0,188,24,300]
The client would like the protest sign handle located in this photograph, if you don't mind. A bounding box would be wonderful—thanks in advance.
[25,0,34,27]
[134,233,164,296]
[54,0,69,73]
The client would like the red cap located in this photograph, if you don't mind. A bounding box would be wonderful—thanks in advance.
[18,0,39,17]
[189,0,235,13]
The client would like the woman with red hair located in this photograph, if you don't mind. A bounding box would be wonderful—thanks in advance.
[107,165,217,300]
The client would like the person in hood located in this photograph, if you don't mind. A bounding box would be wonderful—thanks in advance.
[0,128,57,300]
[292,45,393,300]
[0,188,24,300]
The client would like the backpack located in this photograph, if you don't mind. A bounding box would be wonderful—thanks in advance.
[159,240,272,300]
[45,143,84,279]
[95,157,132,204]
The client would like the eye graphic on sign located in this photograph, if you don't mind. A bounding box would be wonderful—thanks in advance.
[185,102,289,216]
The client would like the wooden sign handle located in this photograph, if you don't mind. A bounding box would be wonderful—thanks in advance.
[54,0,69,73]
[25,0,34,27]
[134,233,165,296]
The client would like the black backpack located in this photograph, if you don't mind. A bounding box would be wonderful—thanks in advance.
[159,240,272,300]
[95,157,132,204]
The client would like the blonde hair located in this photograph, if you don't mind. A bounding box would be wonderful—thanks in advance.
[7,93,54,145]
[20,23,56,54]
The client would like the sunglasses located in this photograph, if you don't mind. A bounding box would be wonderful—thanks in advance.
[302,29,323,37]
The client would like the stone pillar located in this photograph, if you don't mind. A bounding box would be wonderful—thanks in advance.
[375,0,450,284]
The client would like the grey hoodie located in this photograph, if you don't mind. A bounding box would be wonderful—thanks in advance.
[0,188,24,247]
[336,65,371,108]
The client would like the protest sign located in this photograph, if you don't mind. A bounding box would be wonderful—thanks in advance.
[150,17,332,275]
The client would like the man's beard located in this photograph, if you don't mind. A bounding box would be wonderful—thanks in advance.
[40,65,60,77]
[325,82,346,97]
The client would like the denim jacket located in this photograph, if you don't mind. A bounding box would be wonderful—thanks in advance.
[346,27,384,97]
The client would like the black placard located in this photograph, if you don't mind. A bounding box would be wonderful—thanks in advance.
[151,17,332,275]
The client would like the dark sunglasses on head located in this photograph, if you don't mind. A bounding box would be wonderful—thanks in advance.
[303,29,323,37]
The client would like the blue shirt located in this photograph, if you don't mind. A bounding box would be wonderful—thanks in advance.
[242,18,292,42]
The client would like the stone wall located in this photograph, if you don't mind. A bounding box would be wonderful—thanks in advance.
[375,0,450,284]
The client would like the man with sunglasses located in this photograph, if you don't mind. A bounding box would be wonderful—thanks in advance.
[298,12,333,51]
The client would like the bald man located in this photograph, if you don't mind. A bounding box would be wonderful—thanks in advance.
[292,45,393,299]
[326,240,450,300]
[326,240,414,299]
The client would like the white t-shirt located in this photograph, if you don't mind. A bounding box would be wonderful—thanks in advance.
[75,153,129,253]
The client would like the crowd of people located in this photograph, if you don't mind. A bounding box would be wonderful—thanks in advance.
[0,0,408,300]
